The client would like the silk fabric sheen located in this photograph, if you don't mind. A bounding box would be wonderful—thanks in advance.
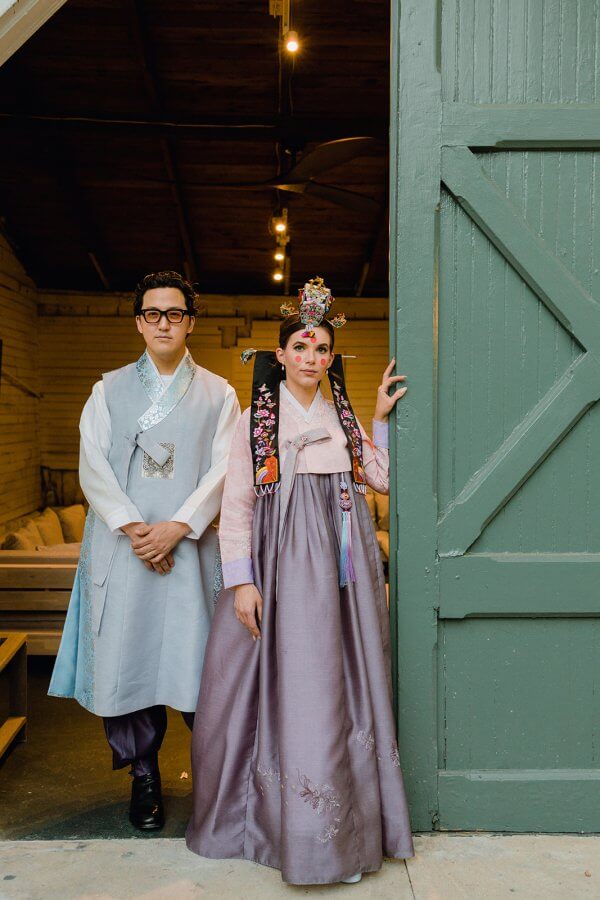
[186,472,413,885]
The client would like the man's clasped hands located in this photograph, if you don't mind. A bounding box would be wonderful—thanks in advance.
[121,520,191,575]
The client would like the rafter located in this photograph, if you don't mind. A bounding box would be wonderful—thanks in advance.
[52,144,113,290]
[125,0,199,283]
[355,206,388,296]
[0,112,387,143]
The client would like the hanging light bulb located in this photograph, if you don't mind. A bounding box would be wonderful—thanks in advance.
[285,30,300,53]
[273,269,284,282]
[274,248,285,262]
[270,208,288,237]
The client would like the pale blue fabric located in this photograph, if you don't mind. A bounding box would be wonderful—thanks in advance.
[49,354,229,716]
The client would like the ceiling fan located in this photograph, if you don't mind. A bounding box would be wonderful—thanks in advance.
[266,136,382,215]
[170,136,382,216]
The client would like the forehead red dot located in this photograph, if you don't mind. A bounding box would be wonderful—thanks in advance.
[311,336,317,343]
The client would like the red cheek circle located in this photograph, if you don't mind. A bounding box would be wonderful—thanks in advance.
[320,358,327,366]
[294,355,302,363]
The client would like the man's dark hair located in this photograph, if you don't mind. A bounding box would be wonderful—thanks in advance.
[133,271,198,317]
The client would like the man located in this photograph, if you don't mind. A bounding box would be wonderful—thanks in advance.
[49,271,240,830]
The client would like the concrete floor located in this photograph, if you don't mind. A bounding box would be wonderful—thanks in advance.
[0,835,599,899]
[2,663,600,898]
[0,659,193,840]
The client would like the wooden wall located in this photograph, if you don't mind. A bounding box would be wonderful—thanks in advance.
[37,292,389,471]
[0,234,41,525]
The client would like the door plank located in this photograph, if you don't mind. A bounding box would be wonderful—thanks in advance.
[438,769,600,832]
[390,0,441,830]
[441,146,600,353]
[442,103,600,147]
[439,353,600,553]
[440,554,600,617]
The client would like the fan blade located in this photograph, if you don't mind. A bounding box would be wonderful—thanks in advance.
[289,181,381,215]
[285,137,380,181]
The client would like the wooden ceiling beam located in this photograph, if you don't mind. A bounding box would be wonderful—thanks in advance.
[53,147,113,290]
[0,112,387,144]
[125,0,199,283]
[355,206,388,297]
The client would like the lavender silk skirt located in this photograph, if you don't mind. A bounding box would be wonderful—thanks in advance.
[186,473,414,885]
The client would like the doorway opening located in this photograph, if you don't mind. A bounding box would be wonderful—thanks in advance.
[0,0,394,839]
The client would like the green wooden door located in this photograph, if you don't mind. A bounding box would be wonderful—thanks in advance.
[390,0,600,831]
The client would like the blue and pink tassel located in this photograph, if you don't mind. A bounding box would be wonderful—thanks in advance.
[339,478,356,588]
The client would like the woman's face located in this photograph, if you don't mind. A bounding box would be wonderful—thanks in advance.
[275,325,334,390]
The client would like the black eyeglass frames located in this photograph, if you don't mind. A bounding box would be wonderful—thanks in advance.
[139,308,192,325]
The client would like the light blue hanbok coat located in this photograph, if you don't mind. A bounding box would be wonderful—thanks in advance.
[49,352,232,716]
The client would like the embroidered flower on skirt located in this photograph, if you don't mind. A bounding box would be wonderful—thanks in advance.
[297,772,341,815]
[317,821,341,844]
[356,730,376,752]
[256,764,281,790]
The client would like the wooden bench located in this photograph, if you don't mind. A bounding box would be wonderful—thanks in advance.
[0,632,27,756]
[0,553,77,655]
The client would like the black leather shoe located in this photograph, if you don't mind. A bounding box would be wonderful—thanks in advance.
[129,773,165,831]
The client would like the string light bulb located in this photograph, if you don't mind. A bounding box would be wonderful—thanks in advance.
[285,30,299,53]
[273,269,284,282]
[274,249,285,262]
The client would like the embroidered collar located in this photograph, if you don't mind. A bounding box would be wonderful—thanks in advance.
[136,349,196,431]
[248,351,366,497]
[280,382,322,424]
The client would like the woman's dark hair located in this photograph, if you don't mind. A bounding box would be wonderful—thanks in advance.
[133,271,198,316]
[279,314,335,350]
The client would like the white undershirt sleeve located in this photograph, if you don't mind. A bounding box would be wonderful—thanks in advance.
[171,384,242,540]
[79,381,144,532]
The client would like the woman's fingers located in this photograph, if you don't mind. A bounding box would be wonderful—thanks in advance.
[390,387,408,404]
[383,358,396,378]
[257,597,263,623]
[381,375,406,391]
[235,602,261,639]
[240,610,258,639]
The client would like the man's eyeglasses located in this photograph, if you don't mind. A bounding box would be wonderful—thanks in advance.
[139,308,192,325]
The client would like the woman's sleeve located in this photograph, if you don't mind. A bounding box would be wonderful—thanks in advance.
[360,419,390,495]
[218,408,258,588]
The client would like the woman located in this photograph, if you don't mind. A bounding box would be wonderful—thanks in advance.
[186,278,414,885]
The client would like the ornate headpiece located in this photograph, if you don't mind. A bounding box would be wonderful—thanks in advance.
[240,276,364,500]
[280,276,347,338]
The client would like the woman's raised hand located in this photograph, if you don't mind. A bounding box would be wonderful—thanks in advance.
[234,583,263,641]
[374,358,407,421]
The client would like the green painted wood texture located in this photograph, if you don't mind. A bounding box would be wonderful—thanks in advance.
[391,0,600,831]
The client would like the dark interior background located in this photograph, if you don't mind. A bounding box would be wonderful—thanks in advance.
[0,0,390,296]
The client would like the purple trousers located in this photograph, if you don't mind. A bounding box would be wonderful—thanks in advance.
[104,705,194,777]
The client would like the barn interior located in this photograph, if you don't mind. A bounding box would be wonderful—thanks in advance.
[0,0,391,837]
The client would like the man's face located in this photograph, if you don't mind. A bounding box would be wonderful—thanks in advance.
[136,287,195,358]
